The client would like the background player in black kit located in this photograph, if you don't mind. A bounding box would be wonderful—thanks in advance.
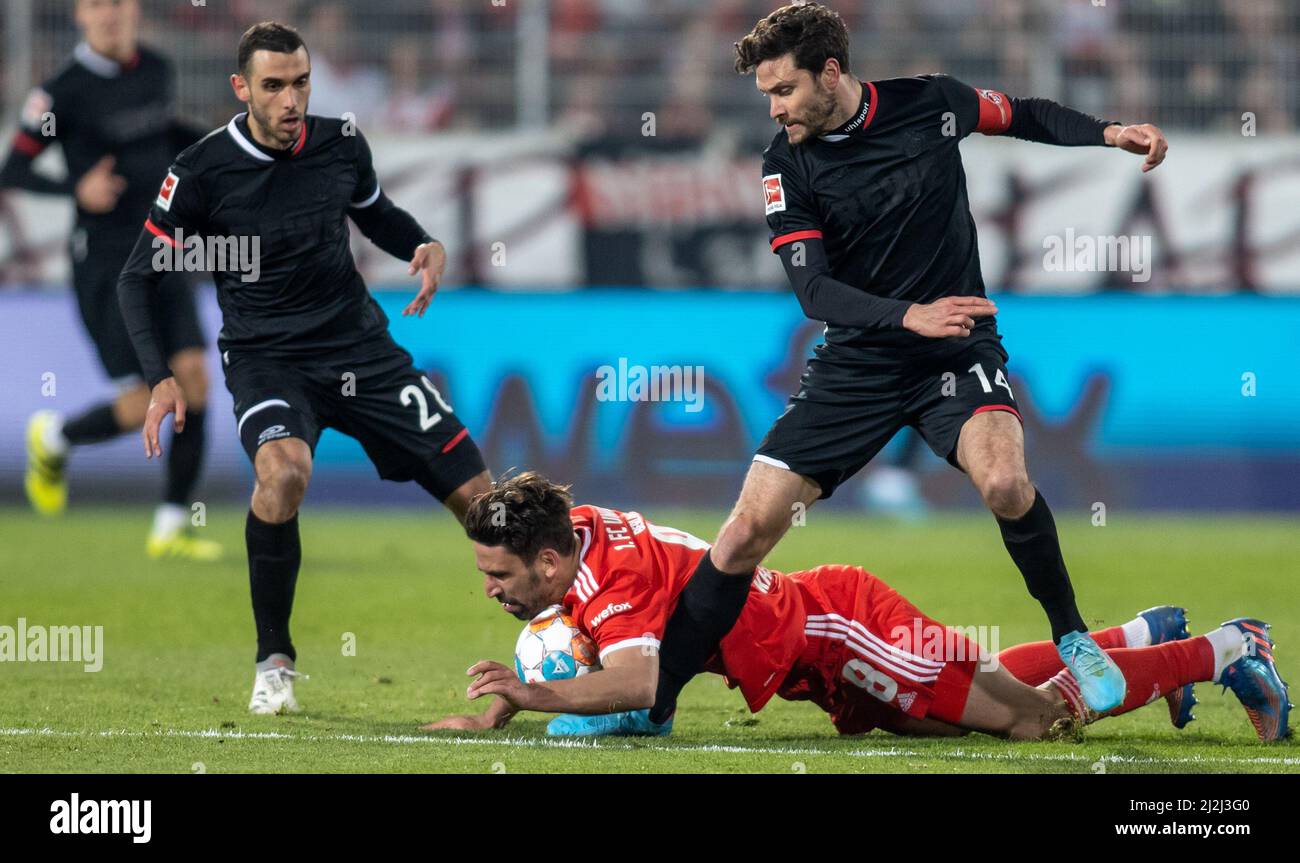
[642,3,1171,729]
[116,22,493,714]
[1,0,218,562]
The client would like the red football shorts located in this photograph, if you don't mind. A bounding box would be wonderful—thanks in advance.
[778,564,984,734]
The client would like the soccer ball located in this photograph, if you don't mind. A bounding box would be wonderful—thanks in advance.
[514,605,600,683]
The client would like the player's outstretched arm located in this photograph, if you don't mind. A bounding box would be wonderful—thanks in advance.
[999,95,1166,170]
[466,647,658,716]
[932,75,1167,171]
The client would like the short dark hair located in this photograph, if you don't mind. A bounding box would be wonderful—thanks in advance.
[237,21,307,76]
[463,472,577,564]
[734,3,850,77]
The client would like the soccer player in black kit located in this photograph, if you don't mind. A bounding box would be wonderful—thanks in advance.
[1,0,218,561]
[116,22,493,714]
[629,3,1173,733]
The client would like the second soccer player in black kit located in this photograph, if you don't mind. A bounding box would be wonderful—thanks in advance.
[1,0,217,561]
[117,22,492,714]
[638,3,1172,733]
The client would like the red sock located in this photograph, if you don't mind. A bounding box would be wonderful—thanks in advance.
[998,625,1127,686]
[1051,638,1215,721]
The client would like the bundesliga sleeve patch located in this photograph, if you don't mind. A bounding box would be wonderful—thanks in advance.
[155,171,180,211]
[762,173,786,215]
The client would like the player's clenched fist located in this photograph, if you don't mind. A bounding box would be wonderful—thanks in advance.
[143,376,186,459]
[75,155,127,214]
[902,295,998,339]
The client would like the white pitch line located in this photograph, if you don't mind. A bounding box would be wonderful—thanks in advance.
[2,727,1297,767]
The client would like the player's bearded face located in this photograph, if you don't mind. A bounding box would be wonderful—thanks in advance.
[757,57,838,145]
[242,48,311,148]
[495,568,544,621]
[478,543,559,621]
[785,77,838,143]
[806,89,838,139]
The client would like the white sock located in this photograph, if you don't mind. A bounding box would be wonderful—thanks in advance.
[151,503,188,538]
[41,413,69,457]
[1120,616,1152,648]
[1205,625,1249,680]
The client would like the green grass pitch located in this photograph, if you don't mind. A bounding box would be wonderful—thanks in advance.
[1,505,1296,773]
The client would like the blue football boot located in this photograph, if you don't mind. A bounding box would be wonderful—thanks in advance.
[1218,618,1292,742]
[547,709,674,737]
[1057,630,1126,712]
[1138,605,1197,729]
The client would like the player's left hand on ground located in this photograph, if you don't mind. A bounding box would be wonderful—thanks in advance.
[420,713,494,731]
[466,660,533,709]
[1107,123,1168,172]
[402,240,446,317]
[143,376,186,459]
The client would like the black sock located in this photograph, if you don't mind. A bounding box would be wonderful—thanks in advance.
[247,510,301,663]
[995,489,1087,643]
[62,402,122,446]
[649,552,753,724]
[165,407,206,505]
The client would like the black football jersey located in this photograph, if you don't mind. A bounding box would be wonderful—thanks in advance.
[14,43,183,238]
[122,113,394,359]
[763,74,1019,353]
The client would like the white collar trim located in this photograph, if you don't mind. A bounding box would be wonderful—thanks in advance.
[74,42,122,78]
[226,114,274,162]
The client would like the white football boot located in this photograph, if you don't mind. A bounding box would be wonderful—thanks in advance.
[248,655,307,715]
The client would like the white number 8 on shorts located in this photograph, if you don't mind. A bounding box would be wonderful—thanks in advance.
[842,658,899,703]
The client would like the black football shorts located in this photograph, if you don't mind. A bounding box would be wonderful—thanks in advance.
[223,333,486,501]
[755,335,1022,499]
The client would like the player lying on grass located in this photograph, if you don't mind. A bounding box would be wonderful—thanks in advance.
[425,473,1291,742]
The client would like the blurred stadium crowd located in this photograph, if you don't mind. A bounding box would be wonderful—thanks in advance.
[5,0,1298,145]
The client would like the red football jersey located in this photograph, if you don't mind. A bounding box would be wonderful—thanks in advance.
[563,505,806,711]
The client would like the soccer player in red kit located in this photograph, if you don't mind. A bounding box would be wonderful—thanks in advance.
[425,474,1290,743]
